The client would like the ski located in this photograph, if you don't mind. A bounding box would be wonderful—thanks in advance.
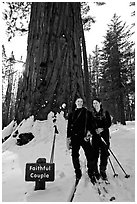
[83,171,116,202]
[68,178,81,202]
[101,178,110,185]
[88,177,116,202]
[95,180,106,200]
[98,178,116,201]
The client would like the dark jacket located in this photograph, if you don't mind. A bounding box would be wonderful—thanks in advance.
[67,107,96,139]
[92,109,111,145]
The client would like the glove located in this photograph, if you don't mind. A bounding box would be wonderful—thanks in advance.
[96,128,103,134]
[66,138,72,150]
[84,130,92,142]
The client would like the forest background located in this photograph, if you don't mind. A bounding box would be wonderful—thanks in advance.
[1,1,135,133]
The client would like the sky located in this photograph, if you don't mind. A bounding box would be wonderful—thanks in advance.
[84,1,135,54]
[1,1,135,66]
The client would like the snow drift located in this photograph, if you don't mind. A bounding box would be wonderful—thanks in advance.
[2,112,135,202]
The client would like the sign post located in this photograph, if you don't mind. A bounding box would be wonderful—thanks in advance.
[25,158,55,190]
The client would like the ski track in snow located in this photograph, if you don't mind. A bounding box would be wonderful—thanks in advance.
[2,115,135,202]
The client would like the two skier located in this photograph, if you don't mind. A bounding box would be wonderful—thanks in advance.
[67,97,112,184]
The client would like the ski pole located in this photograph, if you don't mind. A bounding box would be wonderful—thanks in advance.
[98,135,118,177]
[108,157,118,177]
[100,136,130,178]
[50,124,59,163]
[108,147,130,178]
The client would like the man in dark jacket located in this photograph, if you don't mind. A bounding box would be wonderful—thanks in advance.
[67,98,96,184]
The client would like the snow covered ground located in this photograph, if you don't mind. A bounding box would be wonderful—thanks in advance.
[2,112,135,202]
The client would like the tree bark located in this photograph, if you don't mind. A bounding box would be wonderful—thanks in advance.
[81,24,91,110]
[16,3,87,122]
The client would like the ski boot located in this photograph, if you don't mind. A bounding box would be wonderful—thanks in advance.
[88,173,96,185]
[100,170,107,180]
[94,171,100,180]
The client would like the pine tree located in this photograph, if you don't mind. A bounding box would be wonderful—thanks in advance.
[2,45,7,102]
[89,45,102,98]
[124,47,135,121]
[100,14,135,124]
[2,51,15,127]
[88,54,96,98]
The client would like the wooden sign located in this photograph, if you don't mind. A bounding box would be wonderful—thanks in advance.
[25,162,55,182]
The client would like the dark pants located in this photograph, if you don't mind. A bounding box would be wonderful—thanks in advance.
[93,134,110,172]
[71,135,96,176]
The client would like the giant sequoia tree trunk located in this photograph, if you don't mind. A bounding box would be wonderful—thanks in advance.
[15,3,88,122]
[81,25,91,110]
